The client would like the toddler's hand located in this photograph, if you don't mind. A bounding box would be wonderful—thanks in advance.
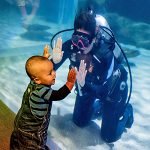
[43,45,51,58]
[67,68,76,84]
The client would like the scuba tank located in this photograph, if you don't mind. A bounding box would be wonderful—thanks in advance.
[95,14,123,64]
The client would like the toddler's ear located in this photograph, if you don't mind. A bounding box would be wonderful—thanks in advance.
[33,77,41,84]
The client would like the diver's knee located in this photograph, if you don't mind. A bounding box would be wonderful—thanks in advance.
[73,95,95,127]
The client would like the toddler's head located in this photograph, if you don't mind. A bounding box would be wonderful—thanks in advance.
[25,56,56,85]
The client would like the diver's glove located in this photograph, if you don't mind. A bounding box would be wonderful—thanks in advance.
[52,37,64,64]
[75,60,87,96]
[76,60,87,87]
[43,37,64,64]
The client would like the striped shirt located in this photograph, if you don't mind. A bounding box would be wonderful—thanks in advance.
[28,81,70,118]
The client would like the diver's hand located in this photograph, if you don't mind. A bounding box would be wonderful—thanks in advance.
[76,60,87,87]
[52,37,64,64]
[43,44,51,58]
[66,68,76,91]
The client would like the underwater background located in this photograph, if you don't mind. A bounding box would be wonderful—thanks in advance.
[0,0,150,149]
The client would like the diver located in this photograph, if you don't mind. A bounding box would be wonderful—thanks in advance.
[51,8,134,143]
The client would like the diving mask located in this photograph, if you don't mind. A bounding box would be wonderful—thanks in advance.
[71,35,90,49]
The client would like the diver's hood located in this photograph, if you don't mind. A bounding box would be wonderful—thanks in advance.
[95,14,109,27]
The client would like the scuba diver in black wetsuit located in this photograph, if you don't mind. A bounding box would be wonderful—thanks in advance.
[51,8,134,143]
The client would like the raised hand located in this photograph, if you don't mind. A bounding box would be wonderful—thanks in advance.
[66,68,76,91]
[52,37,63,64]
[43,44,51,58]
[76,60,87,87]
[67,68,76,84]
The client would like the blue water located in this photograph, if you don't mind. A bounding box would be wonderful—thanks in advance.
[0,1,150,150]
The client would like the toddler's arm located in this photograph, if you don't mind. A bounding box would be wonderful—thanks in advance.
[45,68,76,101]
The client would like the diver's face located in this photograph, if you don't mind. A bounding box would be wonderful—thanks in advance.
[36,60,56,86]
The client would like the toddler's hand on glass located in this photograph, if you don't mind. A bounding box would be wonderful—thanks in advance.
[43,44,51,58]
[67,68,76,84]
